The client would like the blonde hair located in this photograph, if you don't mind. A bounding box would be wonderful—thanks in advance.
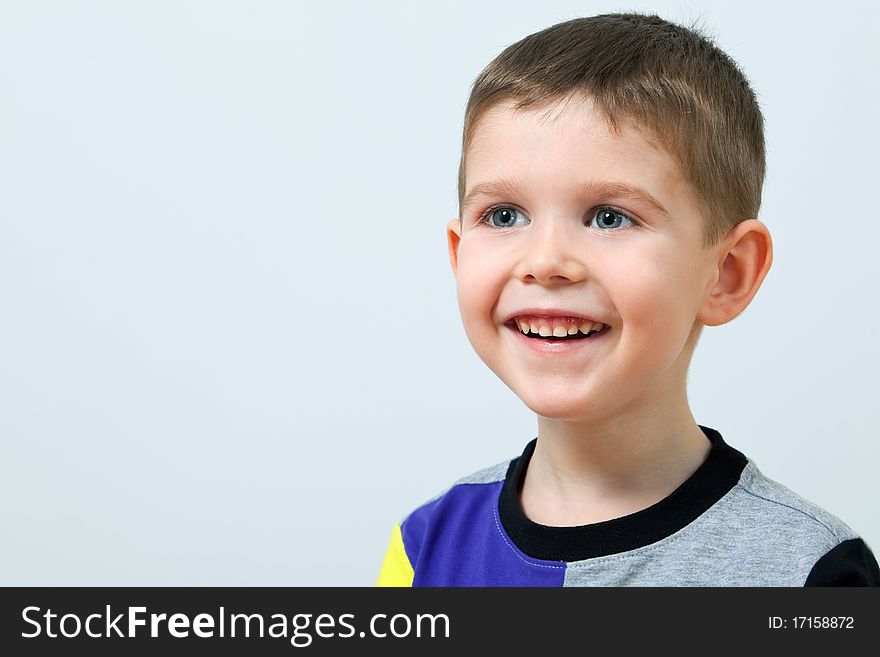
[457,13,766,248]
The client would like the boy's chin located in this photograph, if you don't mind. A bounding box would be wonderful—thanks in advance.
[515,391,613,424]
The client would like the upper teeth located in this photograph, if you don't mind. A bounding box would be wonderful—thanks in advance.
[514,318,605,337]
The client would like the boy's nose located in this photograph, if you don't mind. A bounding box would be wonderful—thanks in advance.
[513,220,589,284]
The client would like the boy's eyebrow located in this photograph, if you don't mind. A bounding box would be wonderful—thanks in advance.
[461,178,521,213]
[583,181,672,219]
[462,178,671,219]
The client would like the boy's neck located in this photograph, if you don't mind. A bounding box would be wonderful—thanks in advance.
[520,410,712,527]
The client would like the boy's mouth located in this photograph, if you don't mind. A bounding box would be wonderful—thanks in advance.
[504,318,610,341]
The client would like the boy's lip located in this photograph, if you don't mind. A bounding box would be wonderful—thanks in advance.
[504,320,611,353]
[502,307,607,326]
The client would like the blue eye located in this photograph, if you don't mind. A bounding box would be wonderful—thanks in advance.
[589,207,636,230]
[480,206,526,229]
[478,205,639,230]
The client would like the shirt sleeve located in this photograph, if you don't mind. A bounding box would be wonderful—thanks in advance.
[375,523,415,587]
[803,537,880,586]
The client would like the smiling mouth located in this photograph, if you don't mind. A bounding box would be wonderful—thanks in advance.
[504,320,610,341]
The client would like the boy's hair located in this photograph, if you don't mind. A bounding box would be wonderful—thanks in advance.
[457,13,766,249]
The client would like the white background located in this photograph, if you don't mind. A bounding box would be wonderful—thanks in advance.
[1,0,877,585]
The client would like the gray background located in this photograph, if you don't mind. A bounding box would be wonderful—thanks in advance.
[1,0,877,585]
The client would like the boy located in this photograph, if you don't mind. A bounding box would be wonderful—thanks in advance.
[376,13,879,586]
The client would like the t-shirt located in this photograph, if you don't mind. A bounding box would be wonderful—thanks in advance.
[376,425,879,586]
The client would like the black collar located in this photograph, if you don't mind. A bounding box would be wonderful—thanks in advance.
[497,425,748,561]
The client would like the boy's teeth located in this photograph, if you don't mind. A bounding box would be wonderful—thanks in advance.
[514,318,604,337]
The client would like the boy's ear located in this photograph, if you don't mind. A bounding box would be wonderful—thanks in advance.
[698,219,773,327]
[446,217,462,275]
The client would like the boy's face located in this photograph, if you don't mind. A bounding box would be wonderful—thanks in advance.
[447,94,726,423]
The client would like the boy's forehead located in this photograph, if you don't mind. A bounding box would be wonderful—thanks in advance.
[469,94,662,154]
[464,96,691,215]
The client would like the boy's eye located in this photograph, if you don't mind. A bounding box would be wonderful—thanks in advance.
[482,206,525,229]
[588,208,636,230]
[478,205,638,230]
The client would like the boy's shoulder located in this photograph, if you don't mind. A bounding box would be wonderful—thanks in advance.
[396,453,516,525]
[713,455,859,550]
[375,452,519,587]
[721,457,878,585]
[734,457,858,542]
[452,456,513,487]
